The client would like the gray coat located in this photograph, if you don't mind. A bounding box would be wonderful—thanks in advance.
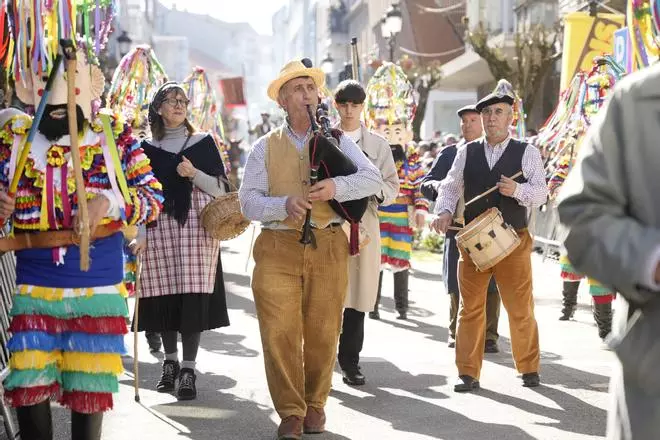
[557,63,660,440]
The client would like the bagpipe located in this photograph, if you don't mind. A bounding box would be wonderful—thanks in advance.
[300,103,368,255]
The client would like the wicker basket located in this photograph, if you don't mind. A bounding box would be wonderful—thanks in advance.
[200,180,250,241]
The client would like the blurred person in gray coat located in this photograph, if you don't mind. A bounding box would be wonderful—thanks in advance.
[557,63,660,440]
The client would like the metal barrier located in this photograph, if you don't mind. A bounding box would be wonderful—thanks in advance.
[530,204,566,260]
[0,228,18,439]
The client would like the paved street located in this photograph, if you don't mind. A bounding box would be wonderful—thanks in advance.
[47,225,612,440]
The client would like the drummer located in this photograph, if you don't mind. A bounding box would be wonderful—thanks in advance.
[430,89,548,392]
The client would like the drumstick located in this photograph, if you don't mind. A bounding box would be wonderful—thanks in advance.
[464,170,523,207]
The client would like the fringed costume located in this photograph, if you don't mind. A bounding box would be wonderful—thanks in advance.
[364,62,428,319]
[535,57,625,341]
[0,3,163,436]
[378,145,428,270]
[0,111,163,413]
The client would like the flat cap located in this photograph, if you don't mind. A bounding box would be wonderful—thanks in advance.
[475,93,514,112]
[456,104,479,117]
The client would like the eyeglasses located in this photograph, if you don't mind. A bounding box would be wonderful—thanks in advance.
[163,98,189,108]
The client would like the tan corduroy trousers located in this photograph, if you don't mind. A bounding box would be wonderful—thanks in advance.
[456,230,540,379]
[252,227,349,419]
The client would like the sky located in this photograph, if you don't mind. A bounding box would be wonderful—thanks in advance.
[157,0,289,35]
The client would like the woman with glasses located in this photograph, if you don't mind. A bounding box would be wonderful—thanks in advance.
[132,82,230,400]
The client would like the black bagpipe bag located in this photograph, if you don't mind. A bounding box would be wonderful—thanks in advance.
[308,130,368,255]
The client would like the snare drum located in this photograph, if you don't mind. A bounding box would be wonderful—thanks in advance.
[455,207,521,271]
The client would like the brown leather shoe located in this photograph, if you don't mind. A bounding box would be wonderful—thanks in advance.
[303,406,326,434]
[277,416,303,440]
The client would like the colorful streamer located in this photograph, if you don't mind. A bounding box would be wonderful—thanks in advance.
[181,67,231,174]
[107,45,168,129]
[5,0,117,83]
[538,55,625,199]
[628,0,660,68]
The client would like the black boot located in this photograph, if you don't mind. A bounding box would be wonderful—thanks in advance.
[177,368,197,401]
[71,411,103,440]
[145,332,162,352]
[369,272,383,320]
[559,281,579,320]
[593,301,613,340]
[16,401,53,440]
[157,360,180,392]
[393,270,409,319]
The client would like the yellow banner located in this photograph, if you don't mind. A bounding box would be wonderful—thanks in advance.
[560,12,625,90]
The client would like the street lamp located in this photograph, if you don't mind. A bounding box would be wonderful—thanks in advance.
[321,53,334,87]
[381,2,403,62]
[117,30,133,57]
[321,53,334,74]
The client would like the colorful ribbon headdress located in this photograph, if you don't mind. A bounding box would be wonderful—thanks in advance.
[537,55,625,199]
[3,0,117,83]
[182,67,217,132]
[364,61,416,130]
[107,45,168,128]
[181,66,232,174]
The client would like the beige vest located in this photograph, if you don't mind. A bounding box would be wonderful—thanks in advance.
[266,127,335,230]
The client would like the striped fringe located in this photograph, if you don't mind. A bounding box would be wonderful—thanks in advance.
[9,315,128,335]
[4,383,61,408]
[559,255,583,281]
[60,391,114,414]
[11,295,129,319]
[4,283,127,414]
[8,331,127,354]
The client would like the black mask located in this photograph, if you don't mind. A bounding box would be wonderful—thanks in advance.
[390,144,406,163]
[38,104,85,142]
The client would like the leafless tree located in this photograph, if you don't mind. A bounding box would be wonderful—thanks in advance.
[399,58,443,142]
[464,20,561,122]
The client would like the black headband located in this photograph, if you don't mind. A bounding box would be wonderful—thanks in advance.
[148,81,187,126]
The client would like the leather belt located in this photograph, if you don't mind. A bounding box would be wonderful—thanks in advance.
[0,224,121,253]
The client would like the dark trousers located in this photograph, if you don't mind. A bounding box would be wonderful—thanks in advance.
[449,277,500,341]
[373,270,409,312]
[338,308,365,370]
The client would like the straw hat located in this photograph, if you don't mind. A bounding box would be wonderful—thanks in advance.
[267,59,326,101]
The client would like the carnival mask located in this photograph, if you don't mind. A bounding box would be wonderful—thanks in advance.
[38,104,85,141]
[373,122,413,146]
[15,50,105,121]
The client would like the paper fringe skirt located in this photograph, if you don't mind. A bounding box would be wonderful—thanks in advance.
[379,200,413,270]
[559,255,614,304]
[4,283,128,413]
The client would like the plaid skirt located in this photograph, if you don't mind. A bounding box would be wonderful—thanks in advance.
[141,188,220,297]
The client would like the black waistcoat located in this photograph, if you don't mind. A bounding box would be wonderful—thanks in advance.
[463,139,528,229]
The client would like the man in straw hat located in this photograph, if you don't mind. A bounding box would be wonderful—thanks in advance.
[239,59,382,439]
[430,82,548,392]
[421,104,502,352]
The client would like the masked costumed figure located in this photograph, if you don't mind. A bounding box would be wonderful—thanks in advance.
[540,58,623,341]
[364,62,428,320]
[0,13,163,438]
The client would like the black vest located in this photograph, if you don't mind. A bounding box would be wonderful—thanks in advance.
[464,139,528,229]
